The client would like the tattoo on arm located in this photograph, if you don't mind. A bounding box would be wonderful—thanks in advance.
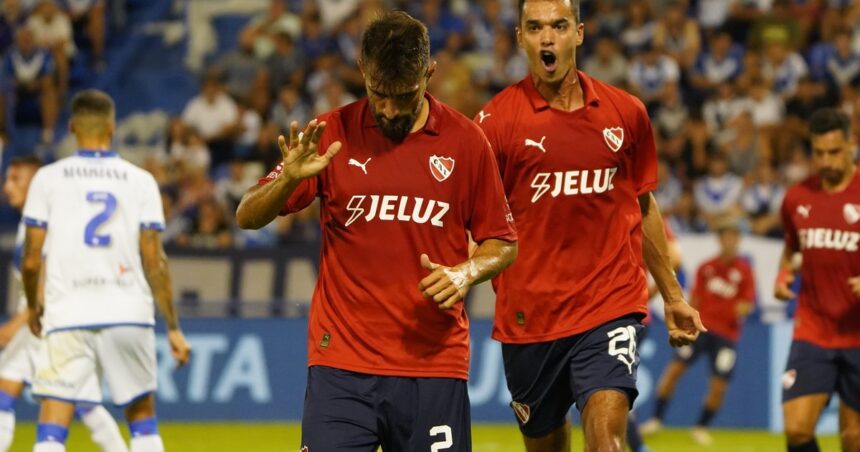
[140,230,179,330]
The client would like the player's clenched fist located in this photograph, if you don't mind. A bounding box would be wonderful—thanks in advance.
[663,299,707,347]
[168,329,192,367]
[418,254,476,310]
[774,268,797,301]
[28,305,42,336]
[277,120,343,181]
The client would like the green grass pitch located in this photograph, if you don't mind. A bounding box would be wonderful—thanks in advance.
[8,423,840,451]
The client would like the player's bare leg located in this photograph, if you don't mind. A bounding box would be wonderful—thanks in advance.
[125,394,164,452]
[0,379,24,451]
[641,361,687,434]
[783,393,829,451]
[522,418,571,452]
[34,399,75,452]
[691,377,728,445]
[582,390,628,452]
[839,402,860,452]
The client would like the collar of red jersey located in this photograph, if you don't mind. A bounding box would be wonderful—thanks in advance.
[362,93,441,136]
[525,70,600,111]
[76,149,118,158]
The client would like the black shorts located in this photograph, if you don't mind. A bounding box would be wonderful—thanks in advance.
[673,331,738,380]
[301,365,471,451]
[502,315,643,438]
[782,340,860,412]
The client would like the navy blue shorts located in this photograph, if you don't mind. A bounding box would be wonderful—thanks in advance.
[673,331,738,380]
[501,315,643,438]
[782,340,860,412]
[301,366,471,451]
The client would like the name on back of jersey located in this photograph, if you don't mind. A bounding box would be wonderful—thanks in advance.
[530,167,618,203]
[63,166,129,181]
[798,228,860,251]
[345,195,450,227]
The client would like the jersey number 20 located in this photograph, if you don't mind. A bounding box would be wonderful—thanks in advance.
[84,191,117,247]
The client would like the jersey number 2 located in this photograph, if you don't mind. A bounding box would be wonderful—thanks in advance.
[84,191,117,247]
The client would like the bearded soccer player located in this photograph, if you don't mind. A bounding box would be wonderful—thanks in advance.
[236,11,517,452]
[475,1,705,451]
[775,108,860,452]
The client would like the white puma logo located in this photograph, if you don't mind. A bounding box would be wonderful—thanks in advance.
[348,158,371,175]
[797,205,811,218]
[478,110,491,123]
[525,136,547,153]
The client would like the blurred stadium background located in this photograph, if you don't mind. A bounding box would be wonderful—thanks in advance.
[0,0,858,450]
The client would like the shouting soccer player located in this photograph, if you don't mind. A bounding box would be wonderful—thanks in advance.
[475,1,705,451]
[775,108,860,452]
[236,11,517,452]
[22,90,192,452]
[0,156,128,452]
[640,217,755,445]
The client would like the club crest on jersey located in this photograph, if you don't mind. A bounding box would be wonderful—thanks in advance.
[603,127,624,153]
[844,203,860,225]
[511,401,531,424]
[429,155,455,182]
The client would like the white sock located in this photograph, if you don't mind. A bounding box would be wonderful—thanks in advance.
[33,442,65,452]
[0,411,14,452]
[130,435,164,452]
[79,406,129,452]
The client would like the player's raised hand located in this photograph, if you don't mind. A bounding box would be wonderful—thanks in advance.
[28,305,42,336]
[849,276,860,298]
[774,268,796,301]
[277,120,342,181]
[418,254,475,310]
[168,329,192,368]
[663,299,707,347]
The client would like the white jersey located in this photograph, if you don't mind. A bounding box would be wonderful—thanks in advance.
[21,150,165,333]
[12,221,26,313]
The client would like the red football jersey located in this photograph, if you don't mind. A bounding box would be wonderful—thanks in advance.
[691,256,755,342]
[260,95,517,379]
[781,171,860,348]
[476,71,658,343]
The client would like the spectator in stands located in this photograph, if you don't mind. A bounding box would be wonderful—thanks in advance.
[742,162,785,237]
[761,38,809,98]
[744,76,785,129]
[249,121,282,172]
[0,0,27,56]
[181,73,239,169]
[466,0,512,54]
[587,0,625,38]
[28,0,74,95]
[215,160,257,215]
[63,0,105,69]
[418,0,465,54]
[652,0,701,69]
[236,101,262,159]
[825,29,860,88]
[654,83,689,139]
[696,0,732,31]
[689,30,745,95]
[669,189,707,233]
[176,197,233,249]
[473,28,528,95]
[270,84,309,134]
[210,32,265,102]
[160,189,190,245]
[316,0,358,32]
[720,111,763,176]
[628,42,680,111]
[782,144,811,184]
[312,79,355,116]
[3,27,57,144]
[620,0,655,55]
[240,0,300,61]
[694,153,744,229]
[169,124,210,175]
[298,10,332,63]
[703,82,747,145]
[749,0,802,51]
[722,0,763,45]
[655,157,683,218]
[264,31,304,97]
[582,35,629,88]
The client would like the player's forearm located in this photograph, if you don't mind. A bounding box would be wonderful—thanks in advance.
[236,173,302,229]
[462,238,518,287]
[640,193,684,304]
[141,233,180,331]
[22,254,42,312]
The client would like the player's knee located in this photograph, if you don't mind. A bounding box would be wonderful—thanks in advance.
[785,426,815,446]
[585,434,624,452]
[841,426,860,451]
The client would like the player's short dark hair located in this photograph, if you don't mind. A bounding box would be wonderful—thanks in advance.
[809,108,851,138]
[7,155,42,169]
[359,11,429,91]
[71,89,115,119]
[518,0,580,23]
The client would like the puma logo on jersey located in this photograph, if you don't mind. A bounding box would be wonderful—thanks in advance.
[345,195,450,228]
[348,158,371,175]
[524,136,547,153]
[530,167,618,203]
[796,205,811,218]
[706,276,739,299]
[478,110,491,123]
[798,228,860,251]
[603,127,624,152]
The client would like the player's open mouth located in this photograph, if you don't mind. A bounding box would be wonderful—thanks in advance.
[540,50,558,72]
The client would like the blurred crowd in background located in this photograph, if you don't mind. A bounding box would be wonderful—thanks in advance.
[2,0,860,249]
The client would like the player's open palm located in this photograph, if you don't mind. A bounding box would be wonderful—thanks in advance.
[664,299,707,347]
[418,254,473,310]
[278,119,342,181]
[168,329,192,367]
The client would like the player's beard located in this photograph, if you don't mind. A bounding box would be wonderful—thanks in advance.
[820,167,845,185]
[372,102,421,142]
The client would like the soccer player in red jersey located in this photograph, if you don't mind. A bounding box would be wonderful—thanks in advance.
[640,218,755,446]
[475,1,705,450]
[775,108,860,452]
[236,12,517,452]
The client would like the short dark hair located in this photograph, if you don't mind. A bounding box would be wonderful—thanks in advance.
[8,155,42,169]
[518,0,580,23]
[71,89,115,119]
[359,11,429,91]
[809,108,851,138]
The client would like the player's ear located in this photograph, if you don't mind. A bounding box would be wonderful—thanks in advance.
[515,26,523,49]
[576,22,585,47]
[426,61,437,81]
[68,118,76,136]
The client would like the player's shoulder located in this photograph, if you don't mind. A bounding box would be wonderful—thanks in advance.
[785,175,822,201]
[700,256,721,271]
[315,98,367,134]
[586,72,648,117]
[483,78,531,113]
[433,96,489,142]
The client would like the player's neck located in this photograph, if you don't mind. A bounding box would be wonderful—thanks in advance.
[409,97,430,134]
[822,165,857,193]
[76,138,112,151]
[720,253,736,263]
[534,67,584,112]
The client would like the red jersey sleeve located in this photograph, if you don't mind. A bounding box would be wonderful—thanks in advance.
[467,134,517,243]
[257,163,319,215]
[630,98,658,195]
[739,262,756,303]
[780,190,799,251]
[474,106,507,171]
